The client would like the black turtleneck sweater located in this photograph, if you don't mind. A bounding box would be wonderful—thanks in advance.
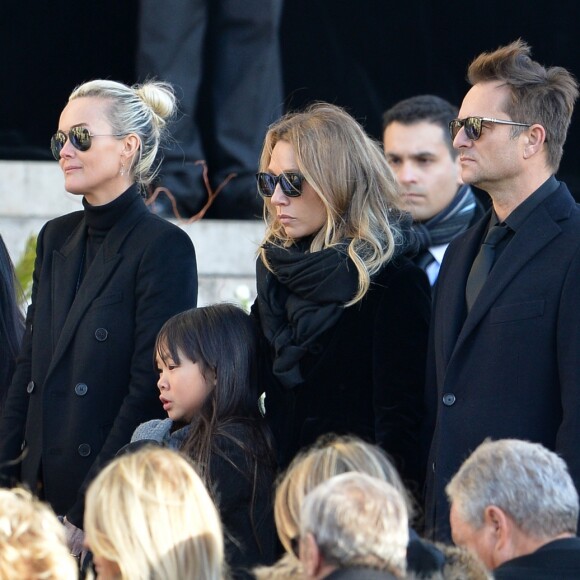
[81,186,141,281]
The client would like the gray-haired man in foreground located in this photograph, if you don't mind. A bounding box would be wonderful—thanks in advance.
[447,438,580,579]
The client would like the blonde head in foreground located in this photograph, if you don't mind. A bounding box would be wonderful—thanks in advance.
[84,446,224,580]
[0,487,77,580]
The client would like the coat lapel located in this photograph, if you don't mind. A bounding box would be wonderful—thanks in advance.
[46,197,147,378]
[451,196,566,359]
[437,218,487,376]
[51,218,87,352]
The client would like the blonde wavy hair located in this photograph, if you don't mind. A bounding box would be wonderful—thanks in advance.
[273,435,414,558]
[258,102,403,305]
[84,446,225,580]
[0,488,77,580]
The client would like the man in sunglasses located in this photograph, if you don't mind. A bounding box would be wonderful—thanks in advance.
[422,39,580,542]
[383,95,486,287]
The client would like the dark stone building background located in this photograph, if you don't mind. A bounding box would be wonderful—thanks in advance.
[2,1,578,195]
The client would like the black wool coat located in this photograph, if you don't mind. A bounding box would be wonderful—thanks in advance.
[494,537,580,580]
[423,182,580,541]
[254,256,431,488]
[0,194,197,525]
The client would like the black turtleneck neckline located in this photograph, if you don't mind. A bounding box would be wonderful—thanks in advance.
[80,185,141,281]
[82,184,141,232]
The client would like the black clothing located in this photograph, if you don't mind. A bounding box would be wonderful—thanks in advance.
[491,175,559,264]
[410,185,485,287]
[412,185,481,250]
[82,186,138,275]
[256,242,358,388]
[494,537,580,580]
[255,254,431,490]
[137,0,283,218]
[209,424,277,579]
[0,187,198,526]
[0,236,24,410]
[325,567,399,580]
[423,181,580,541]
[407,528,445,577]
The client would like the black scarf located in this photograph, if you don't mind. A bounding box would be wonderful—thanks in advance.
[412,185,477,250]
[257,241,359,389]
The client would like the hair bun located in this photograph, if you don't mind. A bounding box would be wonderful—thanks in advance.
[134,81,176,126]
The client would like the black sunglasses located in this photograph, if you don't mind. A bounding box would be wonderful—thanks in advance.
[449,116,531,141]
[256,172,304,198]
[50,127,124,160]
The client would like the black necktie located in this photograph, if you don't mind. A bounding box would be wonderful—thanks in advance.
[465,225,509,310]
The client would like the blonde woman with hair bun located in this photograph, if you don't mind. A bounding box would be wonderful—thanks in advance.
[0,78,198,560]
[253,103,430,487]
[84,446,224,580]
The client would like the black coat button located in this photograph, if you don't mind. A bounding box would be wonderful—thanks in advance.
[95,328,108,342]
[75,383,88,396]
[26,381,35,394]
[78,444,92,457]
[442,393,456,406]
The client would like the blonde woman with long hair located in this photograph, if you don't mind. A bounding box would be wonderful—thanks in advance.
[252,103,430,488]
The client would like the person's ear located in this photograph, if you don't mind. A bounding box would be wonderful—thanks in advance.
[121,133,141,163]
[522,124,546,159]
[484,505,512,566]
[300,533,323,578]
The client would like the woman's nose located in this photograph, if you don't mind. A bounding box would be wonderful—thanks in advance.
[270,184,290,206]
[60,138,76,159]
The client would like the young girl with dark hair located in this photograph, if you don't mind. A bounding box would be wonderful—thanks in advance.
[131,303,277,579]
[0,236,24,412]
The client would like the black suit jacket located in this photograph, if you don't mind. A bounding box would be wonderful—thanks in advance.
[494,537,580,579]
[256,257,431,489]
[0,195,197,525]
[423,181,580,540]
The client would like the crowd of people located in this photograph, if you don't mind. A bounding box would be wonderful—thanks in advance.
[0,38,579,579]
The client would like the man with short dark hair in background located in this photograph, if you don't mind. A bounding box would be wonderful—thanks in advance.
[383,95,485,286]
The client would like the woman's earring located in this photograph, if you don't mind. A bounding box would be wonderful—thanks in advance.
[119,160,126,176]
